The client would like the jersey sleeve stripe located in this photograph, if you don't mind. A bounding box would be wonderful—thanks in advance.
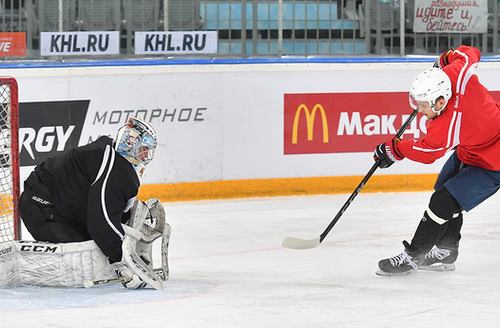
[412,145,445,152]
[461,64,477,96]
[411,112,461,154]
[99,145,125,240]
[445,111,457,149]
[454,49,469,95]
[92,145,111,186]
[451,112,462,148]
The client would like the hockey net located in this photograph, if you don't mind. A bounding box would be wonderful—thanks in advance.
[0,77,19,242]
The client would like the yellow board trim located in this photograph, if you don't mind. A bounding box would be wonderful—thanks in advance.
[137,173,438,202]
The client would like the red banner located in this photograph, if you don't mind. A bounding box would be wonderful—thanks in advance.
[284,91,500,155]
[0,33,26,57]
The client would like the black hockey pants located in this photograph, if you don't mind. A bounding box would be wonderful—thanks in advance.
[19,172,90,243]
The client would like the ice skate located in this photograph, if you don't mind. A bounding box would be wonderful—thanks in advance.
[376,241,421,276]
[419,246,458,271]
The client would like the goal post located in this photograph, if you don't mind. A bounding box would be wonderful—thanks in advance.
[0,77,20,242]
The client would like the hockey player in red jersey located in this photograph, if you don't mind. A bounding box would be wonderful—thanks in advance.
[373,45,500,275]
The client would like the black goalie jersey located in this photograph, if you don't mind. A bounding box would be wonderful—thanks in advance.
[33,136,140,259]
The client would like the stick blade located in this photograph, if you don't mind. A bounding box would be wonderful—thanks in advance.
[281,236,321,249]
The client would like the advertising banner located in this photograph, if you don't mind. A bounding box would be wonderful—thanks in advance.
[412,0,488,33]
[134,31,218,54]
[0,33,26,57]
[284,92,425,155]
[40,31,120,56]
[19,101,89,166]
[284,91,500,155]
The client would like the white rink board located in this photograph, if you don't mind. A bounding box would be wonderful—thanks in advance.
[3,61,500,185]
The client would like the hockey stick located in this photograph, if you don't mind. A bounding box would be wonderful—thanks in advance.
[83,268,166,288]
[83,277,125,288]
[282,108,419,250]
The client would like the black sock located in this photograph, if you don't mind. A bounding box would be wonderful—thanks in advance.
[407,211,448,256]
[436,213,463,249]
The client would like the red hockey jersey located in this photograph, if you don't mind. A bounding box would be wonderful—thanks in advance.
[396,46,500,170]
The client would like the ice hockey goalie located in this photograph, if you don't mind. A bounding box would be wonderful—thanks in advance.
[0,198,171,289]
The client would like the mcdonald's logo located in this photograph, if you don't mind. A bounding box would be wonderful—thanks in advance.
[292,104,329,144]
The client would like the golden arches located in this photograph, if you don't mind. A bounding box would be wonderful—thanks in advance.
[292,104,329,144]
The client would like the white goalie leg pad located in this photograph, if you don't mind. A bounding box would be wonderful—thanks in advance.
[0,241,21,287]
[158,222,171,281]
[121,235,163,290]
[124,198,171,281]
[15,240,115,288]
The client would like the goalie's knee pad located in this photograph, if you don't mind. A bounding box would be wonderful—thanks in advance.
[426,186,462,225]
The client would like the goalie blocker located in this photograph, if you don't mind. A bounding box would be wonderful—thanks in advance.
[0,198,170,289]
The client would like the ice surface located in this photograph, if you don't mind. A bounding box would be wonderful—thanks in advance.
[2,191,500,327]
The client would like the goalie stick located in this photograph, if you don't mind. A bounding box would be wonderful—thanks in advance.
[282,108,419,250]
[83,268,165,288]
[83,277,125,288]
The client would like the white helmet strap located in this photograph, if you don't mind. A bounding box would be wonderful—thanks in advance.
[430,96,448,116]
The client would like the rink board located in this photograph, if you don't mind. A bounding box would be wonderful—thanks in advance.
[3,58,500,199]
[137,173,439,202]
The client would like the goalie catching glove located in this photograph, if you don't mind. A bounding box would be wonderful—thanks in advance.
[374,138,404,169]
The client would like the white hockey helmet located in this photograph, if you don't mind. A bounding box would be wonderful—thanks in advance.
[115,117,157,174]
[409,68,452,115]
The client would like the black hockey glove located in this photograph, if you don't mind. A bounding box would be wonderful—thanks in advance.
[433,48,454,69]
[373,138,404,169]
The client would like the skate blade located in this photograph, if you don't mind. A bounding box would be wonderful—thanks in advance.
[375,269,417,277]
[418,263,456,272]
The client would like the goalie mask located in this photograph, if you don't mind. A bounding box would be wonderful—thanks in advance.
[115,117,157,176]
[409,68,452,115]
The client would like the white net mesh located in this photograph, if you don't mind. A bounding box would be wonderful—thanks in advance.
[0,79,19,242]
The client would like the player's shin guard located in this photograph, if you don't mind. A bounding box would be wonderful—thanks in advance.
[436,212,463,249]
[407,211,448,257]
[407,186,461,257]
[419,212,462,271]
